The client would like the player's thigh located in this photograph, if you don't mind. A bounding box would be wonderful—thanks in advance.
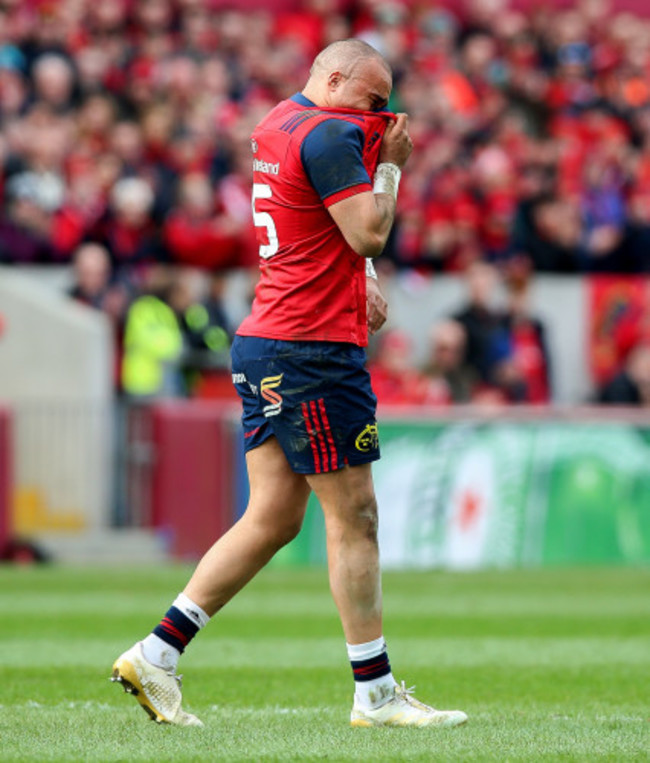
[246,436,311,526]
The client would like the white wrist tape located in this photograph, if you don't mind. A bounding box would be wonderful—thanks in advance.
[365,258,378,279]
[373,162,401,200]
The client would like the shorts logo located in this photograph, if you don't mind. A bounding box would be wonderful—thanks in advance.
[261,373,283,417]
[355,423,379,452]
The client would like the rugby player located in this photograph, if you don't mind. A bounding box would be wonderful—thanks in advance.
[112,38,467,730]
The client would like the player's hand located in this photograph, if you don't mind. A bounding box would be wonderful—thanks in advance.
[366,276,388,335]
[379,113,413,169]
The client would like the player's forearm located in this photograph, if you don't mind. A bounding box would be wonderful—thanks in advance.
[362,162,402,257]
[362,192,396,259]
[328,163,402,258]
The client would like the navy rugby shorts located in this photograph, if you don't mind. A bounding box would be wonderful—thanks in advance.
[231,335,380,474]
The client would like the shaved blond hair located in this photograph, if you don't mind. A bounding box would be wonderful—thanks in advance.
[310,39,391,80]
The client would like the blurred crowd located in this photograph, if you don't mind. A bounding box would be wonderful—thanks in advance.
[3,0,650,404]
[369,258,554,406]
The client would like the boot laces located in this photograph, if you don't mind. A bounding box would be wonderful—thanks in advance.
[397,681,434,712]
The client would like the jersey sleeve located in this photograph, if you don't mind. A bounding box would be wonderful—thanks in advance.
[300,118,372,207]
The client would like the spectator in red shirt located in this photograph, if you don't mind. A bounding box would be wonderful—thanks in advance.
[369,328,449,407]
[163,171,244,271]
[0,170,55,263]
[101,175,167,275]
[422,166,480,272]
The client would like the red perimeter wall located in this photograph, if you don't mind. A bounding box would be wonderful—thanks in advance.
[151,401,240,560]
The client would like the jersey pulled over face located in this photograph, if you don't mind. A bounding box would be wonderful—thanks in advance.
[237,94,394,347]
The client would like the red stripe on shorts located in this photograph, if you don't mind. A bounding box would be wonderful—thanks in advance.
[301,402,321,473]
[317,397,338,470]
[310,399,329,471]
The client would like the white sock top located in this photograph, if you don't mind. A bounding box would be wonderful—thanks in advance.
[174,592,210,629]
[346,636,386,662]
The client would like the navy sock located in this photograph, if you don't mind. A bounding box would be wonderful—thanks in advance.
[350,651,392,682]
[152,606,199,654]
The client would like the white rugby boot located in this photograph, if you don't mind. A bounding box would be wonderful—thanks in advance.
[350,681,467,728]
[111,642,203,726]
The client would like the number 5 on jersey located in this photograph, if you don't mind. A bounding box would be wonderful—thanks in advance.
[252,183,278,259]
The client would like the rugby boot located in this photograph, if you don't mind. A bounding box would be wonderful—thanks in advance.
[350,681,467,728]
[111,642,202,726]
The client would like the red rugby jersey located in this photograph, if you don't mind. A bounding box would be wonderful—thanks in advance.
[237,94,393,346]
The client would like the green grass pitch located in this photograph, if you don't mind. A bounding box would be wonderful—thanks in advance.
[1,564,649,761]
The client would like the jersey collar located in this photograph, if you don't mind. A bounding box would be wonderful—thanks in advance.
[291,93,316,107]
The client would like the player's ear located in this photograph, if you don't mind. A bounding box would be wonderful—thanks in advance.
[328,71,344,90]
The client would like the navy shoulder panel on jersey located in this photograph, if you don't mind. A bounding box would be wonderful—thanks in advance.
[300,118,371,201]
